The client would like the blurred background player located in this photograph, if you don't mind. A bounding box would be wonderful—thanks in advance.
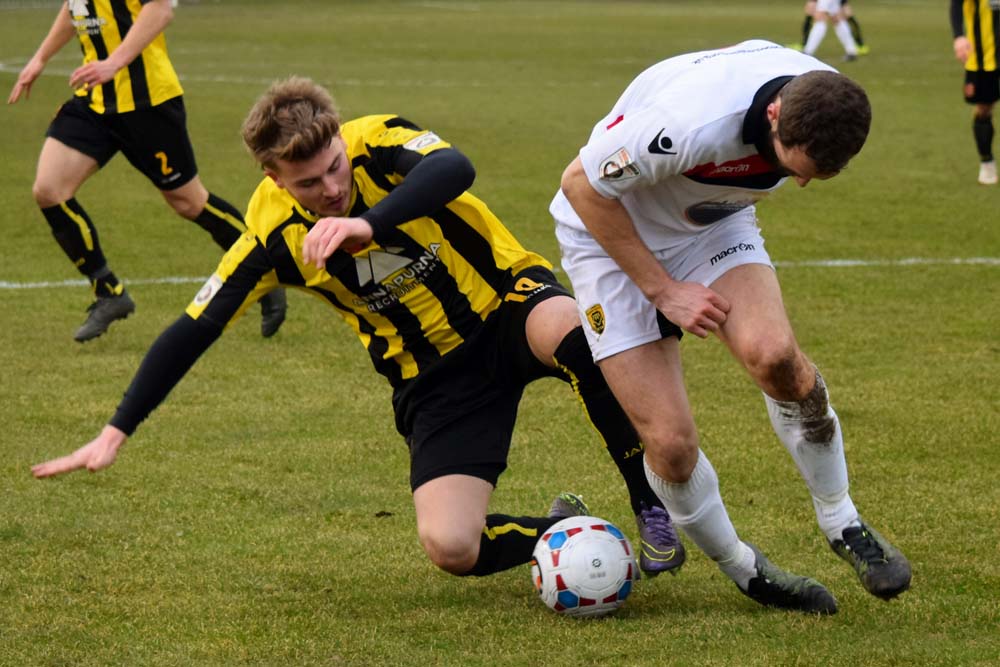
[7,0,286,341]
[792,0,868,55]
[951,0,999,185]
[30,77,686,581]
[802,0,860,61]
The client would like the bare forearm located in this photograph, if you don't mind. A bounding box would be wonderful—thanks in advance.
[560,158,673,300]
[105,0,174,71]
[32,2,76,65]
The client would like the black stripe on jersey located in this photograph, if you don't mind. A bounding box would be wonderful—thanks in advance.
[375,230,483,343]
[684,172,785,189]
[310,285,408,387]
[430,207,508,294]
[110,0,151,108]
[384,117,422,131]
[378,299,443,375]
[974,4,985,68]
[362,148,400,192]
[348,195,370,218]
[328,236,446,376]
[991,7,1000,70]
[368,143,423,179]
[82,8,118,113]
[262,225,306,286]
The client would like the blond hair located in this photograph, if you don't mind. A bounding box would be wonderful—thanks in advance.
[241,76,342,169]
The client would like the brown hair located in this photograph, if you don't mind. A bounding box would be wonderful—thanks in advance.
[777,70,871,174]
[241,76,342,169]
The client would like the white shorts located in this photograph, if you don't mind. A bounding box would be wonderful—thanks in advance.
[555,218,773,361]
[815,0,844,15]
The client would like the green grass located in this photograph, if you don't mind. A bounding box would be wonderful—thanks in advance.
[1,1,999,665]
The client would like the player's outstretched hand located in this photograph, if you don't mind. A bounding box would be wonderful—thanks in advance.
[7,58,45,104]
[302,217,373,268]
[32,425,128,479]
[652,280,730,339]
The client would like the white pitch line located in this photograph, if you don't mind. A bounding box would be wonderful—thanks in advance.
[773,257,1000,268]
[1,257,997,290]
[0,276,207,290]
[0,60,606,88]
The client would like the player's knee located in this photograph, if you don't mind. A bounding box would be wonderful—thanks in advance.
[741,334,806,394]
[32,180,68,208]
[166,195,203,220]
[419,528,479,575]
[638,423,699,482]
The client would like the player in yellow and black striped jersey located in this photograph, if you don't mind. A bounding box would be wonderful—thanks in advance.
[7,0,286,340]
[32,77,687,579]
[950,0,1000,183]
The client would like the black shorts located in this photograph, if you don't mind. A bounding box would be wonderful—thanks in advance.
[45,96,198,191]
[964,70,1000,105]
[395,265,572,491]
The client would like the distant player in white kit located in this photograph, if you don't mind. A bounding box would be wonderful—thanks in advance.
[551,40,911,614]
[803,0,860,61]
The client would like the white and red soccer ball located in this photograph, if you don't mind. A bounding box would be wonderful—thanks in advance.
[531,515,638,618]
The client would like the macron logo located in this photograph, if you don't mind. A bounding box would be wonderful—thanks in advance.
[708,164,750,176]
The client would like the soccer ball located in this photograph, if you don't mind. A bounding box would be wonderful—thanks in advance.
[531,515,638,618]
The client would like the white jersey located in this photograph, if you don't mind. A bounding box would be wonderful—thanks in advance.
[550,40,835,252]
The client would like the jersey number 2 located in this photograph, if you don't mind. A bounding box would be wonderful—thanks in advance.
[154,151,174,176]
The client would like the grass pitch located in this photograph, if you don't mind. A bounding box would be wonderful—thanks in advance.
[1,1,998,665]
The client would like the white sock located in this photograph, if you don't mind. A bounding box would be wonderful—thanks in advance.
[803,20,827,55]
[834,19,859,55]
[765,371,859,542]
[644,451,756,588]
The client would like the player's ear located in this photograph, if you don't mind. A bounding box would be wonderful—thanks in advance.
[263,167,284,189]
[766,97,782,130]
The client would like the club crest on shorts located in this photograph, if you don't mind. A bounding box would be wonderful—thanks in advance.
[585,303,606,334]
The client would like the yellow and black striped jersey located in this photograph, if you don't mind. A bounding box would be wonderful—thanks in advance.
[186,115,550,388]
[952,0,1000,72]
[68,0,183,113]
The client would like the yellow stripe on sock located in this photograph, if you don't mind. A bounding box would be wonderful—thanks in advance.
[60,201,94,251]
[483,522,539,541]
[203,202,247,234]
[555,359,646,461]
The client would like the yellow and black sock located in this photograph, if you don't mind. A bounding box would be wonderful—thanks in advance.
[462,514,556,576]
[193,193,247,250]
[553,326,661,515]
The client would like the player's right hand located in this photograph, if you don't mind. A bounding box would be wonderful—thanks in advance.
[651,280,730,339]
[7,58,44,104]
[302,217,373,268]
[953,36,971,63]
[31,425,128,478]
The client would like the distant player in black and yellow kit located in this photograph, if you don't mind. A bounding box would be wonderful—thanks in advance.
[7,0,286,340]
[951,0,1000,184]
[31,77,687,580]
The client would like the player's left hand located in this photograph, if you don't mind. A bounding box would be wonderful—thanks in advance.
[69,59,120,92]
[302,217,374,268]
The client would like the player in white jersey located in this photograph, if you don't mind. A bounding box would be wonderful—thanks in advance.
[803,0,860,61]
[551,40,911,614]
